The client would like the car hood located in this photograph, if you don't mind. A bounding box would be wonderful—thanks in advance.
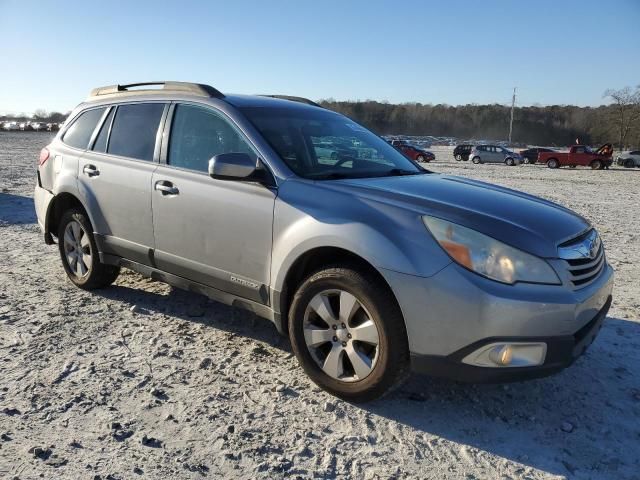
[325,173,590,258]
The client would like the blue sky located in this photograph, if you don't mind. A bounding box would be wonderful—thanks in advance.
[0,0,638,115]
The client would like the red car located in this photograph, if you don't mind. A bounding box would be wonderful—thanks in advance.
[390,140,434,163]
[538,144,613,170]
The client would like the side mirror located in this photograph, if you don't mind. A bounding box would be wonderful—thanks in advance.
[208,153,257,180]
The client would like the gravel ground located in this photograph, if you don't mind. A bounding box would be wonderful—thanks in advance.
[1,133,639,480]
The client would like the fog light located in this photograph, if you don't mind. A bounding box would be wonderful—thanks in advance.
[490,345,513,366]
[462,342,547,368]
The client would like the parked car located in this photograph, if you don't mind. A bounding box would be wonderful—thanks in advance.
[391,141,434,162]
[616,150,640,168]
[519,147,555,164]
[34,81,613,402]
[453,144,473,161]
[31,122,46,131]
[469,145,522,165]
[538,144,613,169]
[2,121,19,131]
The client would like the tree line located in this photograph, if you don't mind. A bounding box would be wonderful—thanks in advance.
[320,85,640,149]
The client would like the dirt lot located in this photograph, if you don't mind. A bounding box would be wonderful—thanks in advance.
[1,133,639,479]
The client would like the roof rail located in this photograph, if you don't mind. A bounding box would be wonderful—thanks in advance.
[260,95,321,107]
[88,81,224,99]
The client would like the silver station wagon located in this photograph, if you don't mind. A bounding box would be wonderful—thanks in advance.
[34,82,613,401]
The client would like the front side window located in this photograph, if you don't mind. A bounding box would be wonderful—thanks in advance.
[108,103,165,161]
[168,104,255,172]
[241,107,423,179]
[62,107,106,149]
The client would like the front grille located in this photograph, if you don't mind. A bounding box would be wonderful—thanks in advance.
[559,230,606,289]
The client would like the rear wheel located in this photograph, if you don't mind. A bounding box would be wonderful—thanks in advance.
[523,157,531,164]
[472,156,481,164]
[288,266,409,402]
[416,154,425,162]
[591,159,603,170]
[547,158,559,169]
[58,209,120,289]
[455,154,462,161]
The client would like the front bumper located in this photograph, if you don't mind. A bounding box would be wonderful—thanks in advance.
[380,259,614,382]
[410,295,611,382]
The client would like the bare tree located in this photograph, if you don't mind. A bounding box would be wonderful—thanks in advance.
[604,85,640,150]
[32,109,49,121]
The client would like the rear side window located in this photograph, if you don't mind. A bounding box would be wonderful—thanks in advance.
[92,107,115,153]
[108,103,165,161]
[168,104,255,172]
[62,108,106,149]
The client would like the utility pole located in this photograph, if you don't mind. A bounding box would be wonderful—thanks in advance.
[508,87,516,145]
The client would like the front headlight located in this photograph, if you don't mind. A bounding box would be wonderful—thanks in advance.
[423,216,560,285]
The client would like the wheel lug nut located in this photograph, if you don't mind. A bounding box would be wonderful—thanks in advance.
[341,323,346,328]
[341,341,347,347]
[347,334,352,339]
[333,336,337,342]
[332,325,337,330]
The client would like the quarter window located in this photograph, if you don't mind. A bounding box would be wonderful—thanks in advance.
[62,108,106,149]
[108,103,165,161]
[168,104,256,172]
[92,107,115,153]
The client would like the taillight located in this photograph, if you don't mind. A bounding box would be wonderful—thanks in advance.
[39,147,50,166]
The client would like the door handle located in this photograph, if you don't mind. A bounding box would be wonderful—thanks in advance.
[83,164,100,177]
[154,180,179,195]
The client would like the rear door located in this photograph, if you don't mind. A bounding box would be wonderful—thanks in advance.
[77,102,167,264]
[151,103,275,303]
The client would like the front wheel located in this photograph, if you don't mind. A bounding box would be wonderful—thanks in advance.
[547,158,559,169]
[288,266,409,402]
[472,156,481,164]
[416,154,425,162]
[58,209,120,289]
[624,158,635,168]
[591,159,603,170]
[523,157,531,164]
[455,154,462,161]
[505,157,515,166]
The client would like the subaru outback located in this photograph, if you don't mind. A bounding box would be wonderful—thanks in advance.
[34,82,613,402]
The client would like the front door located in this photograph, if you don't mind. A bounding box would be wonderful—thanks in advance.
[151,103,275,304]
[77,102,166,264]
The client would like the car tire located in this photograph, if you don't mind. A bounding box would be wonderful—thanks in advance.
[624,158,635,168]
[505,157,515,166]
[546,158,559,169]
[569,165,577,168]
[455,154,462,161]
[523,158,531,164]
[288,266,410,402]
[416,154,425,162]
[57,208,120,290]
[591,159,603,170]
[472,156,481,164]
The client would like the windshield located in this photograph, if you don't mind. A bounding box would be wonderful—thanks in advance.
[241,107,425,179]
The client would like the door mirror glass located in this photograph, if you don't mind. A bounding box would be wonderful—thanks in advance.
[208,152,257,179]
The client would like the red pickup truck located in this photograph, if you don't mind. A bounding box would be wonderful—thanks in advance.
[538,144,613,169]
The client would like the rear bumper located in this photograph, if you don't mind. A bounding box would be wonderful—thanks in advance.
[410,295,611,382]
[34,183,54,243]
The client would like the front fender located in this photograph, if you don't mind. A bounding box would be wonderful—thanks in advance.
[270,179,452,295]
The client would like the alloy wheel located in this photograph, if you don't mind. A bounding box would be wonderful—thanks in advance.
[63,220,92,278]
[303,289,380,382]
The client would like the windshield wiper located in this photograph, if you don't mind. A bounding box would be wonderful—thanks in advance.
[384,168,426,176]
[307,172,353,180]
